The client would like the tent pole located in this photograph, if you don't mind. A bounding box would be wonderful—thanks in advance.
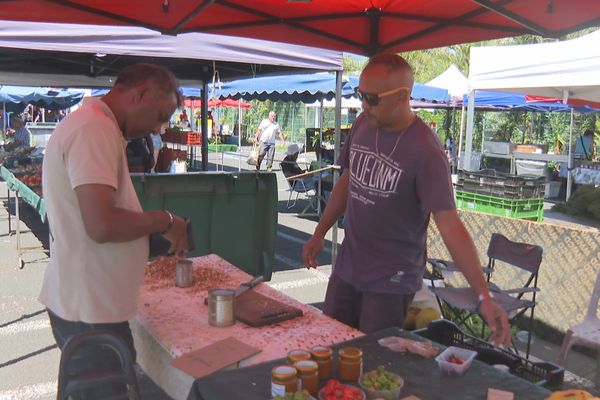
[566,108,574,201]
[238,101,242,171]
[456,102,466,171]
[2,102,5,143]
[201,81,209,171]
[331,71,342,270]
[464,90,476,171]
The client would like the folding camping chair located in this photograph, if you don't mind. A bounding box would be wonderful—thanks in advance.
[283,175,320,214]
[428,233,543,359]
[57,331,140,400]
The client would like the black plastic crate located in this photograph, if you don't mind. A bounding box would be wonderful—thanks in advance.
[415,320,564,388]
[457,170,545,200]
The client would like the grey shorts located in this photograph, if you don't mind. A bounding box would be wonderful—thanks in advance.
[323,273,415,333]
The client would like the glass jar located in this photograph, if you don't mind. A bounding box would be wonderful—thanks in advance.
[294,360,319,396]
[271,365,298,397]
[310,345,333,380]
[287,349,311,365]
[338,346,363,382]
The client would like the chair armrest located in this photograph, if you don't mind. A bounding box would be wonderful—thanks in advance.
[427,258,492,275]
[494,287,540,295]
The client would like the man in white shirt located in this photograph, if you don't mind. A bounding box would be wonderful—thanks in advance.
[41,64,189,399]
[254,111,285,171]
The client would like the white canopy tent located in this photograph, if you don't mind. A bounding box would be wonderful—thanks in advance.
[426,64,469,102]
[464,29,600,199]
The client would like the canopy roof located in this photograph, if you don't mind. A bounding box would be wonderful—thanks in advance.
[0,20,343,87]
[0,1,598,56]
[469,29,600,105]
[0,85,84,112]
[213,73,450,104]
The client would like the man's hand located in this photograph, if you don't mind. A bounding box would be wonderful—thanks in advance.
[163,215,189,256]
[302,235,324,269]
[479,298,511,347]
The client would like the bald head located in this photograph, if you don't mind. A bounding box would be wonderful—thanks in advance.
[359,54,415,130]
[114,64,183,107]
[363,53,414,90]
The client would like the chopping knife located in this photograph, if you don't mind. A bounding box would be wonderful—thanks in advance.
[234,275,264,297]
[203,275,264,305]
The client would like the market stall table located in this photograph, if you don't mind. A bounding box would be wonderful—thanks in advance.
[187,327,552,400]
[133,254,362,400]
[0,164,46,269]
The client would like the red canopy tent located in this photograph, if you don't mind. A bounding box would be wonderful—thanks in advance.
[183,98,252,109]
[0,1,598,56]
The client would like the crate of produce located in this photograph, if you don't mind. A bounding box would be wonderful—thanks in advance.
[180,132,201,145]
[455,191,544,221]
[415,320,564,388]
[457,169,545,200]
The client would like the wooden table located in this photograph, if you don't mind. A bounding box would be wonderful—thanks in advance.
[132,254,362,400]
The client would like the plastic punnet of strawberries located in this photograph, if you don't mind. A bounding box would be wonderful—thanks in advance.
[319,379,364,400]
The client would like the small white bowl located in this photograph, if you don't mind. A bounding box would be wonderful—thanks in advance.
[435,346,477,375]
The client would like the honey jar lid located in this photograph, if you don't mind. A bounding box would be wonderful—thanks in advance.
[272,365,297,379]
[338,346,363,360]
[310,346,332,359]
[287,349,311,360]
[294,360,318,373]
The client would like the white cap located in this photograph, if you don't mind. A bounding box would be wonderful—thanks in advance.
[285,144,301,156]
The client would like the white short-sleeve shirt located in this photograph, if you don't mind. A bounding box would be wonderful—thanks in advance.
[258,118,281,144]
[39,98,149,323]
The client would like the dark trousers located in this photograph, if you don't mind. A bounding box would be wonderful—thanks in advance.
[323,274,415,333]
[48,309,136,399]
[256,142,276,170]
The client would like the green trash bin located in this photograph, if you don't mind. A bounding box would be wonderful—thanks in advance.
[131,172,277,280]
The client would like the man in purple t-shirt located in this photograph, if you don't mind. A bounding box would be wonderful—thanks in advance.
[302,54,510,347]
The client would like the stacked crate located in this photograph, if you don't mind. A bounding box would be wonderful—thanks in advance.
[455,169,545,221]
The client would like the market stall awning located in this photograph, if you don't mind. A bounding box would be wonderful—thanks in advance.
[212,73,449,104]
[214,73,358,103]
[0,1,597,56]
[0,20,343,87]
[0,85,84,112]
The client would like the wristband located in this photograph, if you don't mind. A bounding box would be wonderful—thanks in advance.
[161,210,174,234]
[477,291,494,308]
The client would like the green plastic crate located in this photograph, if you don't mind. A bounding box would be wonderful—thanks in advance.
[131,172,277,280]
[455,191,543,221]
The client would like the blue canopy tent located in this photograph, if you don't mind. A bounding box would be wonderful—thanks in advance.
[462,90,600,113]
[212,73,450,104]
[0,85,84,113]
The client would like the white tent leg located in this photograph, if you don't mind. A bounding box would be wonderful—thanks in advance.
[464,90,476,171]
[566,108,574,201]
[456,103,466,171]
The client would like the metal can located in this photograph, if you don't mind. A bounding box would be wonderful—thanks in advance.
[175,259,193,288]
[208,288,235,327]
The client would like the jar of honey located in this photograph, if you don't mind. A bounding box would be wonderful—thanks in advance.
[338,346,363,382]
[271,365,298,397]
[294,360,319,396]
[310,345,333,380]
[287,349,311,365]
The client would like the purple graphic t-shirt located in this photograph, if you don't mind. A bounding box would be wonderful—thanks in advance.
[335,113,455,294]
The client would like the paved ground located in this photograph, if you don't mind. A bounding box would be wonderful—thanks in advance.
[0,147,598,398]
